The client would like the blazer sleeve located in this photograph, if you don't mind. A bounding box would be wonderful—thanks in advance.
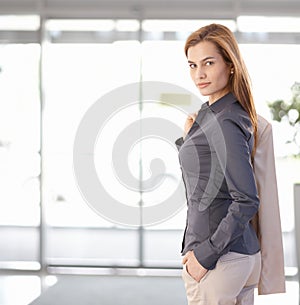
[253,115,286,295]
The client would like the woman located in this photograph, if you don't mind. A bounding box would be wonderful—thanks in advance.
[175,23,262,305]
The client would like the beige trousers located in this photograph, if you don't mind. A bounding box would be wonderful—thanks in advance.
[182,251,261,305]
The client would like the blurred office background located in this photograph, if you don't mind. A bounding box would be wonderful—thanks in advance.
[0,0,300,304]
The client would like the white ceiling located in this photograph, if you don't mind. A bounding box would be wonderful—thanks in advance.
[0,0,299,19]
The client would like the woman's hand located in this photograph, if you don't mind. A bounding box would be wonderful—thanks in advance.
[183,112,198,139]
[182,250,208,282]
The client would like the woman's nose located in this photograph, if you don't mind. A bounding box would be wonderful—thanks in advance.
[195,67,205,79]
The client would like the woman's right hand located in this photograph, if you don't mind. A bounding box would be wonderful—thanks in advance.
[183,112,198,139]
[182,250,208,282]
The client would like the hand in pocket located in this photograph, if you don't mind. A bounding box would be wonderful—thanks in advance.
[182,250,208,282]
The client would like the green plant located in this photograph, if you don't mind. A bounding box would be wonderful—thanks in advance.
[268,82,300,156]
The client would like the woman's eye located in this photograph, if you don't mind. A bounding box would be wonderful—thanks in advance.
[189,63,196,69]
[205,61,214,66]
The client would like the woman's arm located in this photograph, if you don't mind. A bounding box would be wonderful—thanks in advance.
[193,114,260,270]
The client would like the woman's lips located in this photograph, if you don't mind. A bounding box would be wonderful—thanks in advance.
[197,82,210,89]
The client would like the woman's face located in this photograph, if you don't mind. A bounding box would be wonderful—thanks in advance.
[187,41,231,104]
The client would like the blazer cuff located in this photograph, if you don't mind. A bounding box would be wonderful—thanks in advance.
[193,239,226,270]
[175,137,184,150]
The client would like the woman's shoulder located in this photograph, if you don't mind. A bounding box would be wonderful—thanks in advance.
[214,101,253,141]
[217,100,251,126]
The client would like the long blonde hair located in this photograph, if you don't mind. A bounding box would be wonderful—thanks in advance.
[185,23,257,157]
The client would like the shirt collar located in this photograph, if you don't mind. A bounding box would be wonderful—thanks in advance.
[208,92,238,113]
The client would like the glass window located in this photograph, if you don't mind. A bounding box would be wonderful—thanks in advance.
[238,16,300,33]
[0,15,40,31]
[240,45,300,224]
[0,43,40,266]
[43,36,142,265]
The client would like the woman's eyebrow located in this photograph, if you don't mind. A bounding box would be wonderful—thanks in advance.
[201,56,215,62]
[188,56,216,64]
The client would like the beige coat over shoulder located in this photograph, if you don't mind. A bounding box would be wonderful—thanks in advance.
[251,115,286,295]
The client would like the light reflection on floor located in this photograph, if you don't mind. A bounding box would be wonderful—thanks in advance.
[0,275,298,305]
[0,275,58,305]
[0,276,41,305]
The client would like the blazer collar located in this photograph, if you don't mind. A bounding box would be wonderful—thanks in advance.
[208,92,238,113]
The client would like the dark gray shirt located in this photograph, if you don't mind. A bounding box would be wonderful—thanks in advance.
[176,92,260,270]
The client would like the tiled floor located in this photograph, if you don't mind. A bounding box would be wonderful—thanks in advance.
[0,274,298,305]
